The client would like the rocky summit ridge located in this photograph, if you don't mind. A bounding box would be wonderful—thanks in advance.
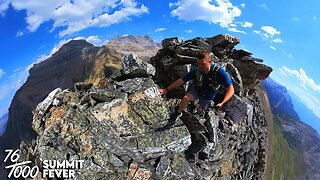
[16,34,272,179]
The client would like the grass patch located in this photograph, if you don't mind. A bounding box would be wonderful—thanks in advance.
[266,117,304,180]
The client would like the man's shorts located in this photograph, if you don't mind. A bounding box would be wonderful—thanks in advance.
[188,86,212,109]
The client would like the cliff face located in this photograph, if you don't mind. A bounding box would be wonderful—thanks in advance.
[14,34,274,179]
[263,78,300,120]
[0,113,8,136]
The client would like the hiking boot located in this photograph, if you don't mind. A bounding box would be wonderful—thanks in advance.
[204,132,215,143]
[184,150,196,163]
[167,111,182,126]
[198,151,209,160]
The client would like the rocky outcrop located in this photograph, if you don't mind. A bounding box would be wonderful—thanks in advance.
[16,34,273,179]
[151,34,272,98]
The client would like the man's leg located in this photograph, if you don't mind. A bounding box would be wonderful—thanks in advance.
[198,98,215,143]
[168,93,194,125]
[177,93,194,113]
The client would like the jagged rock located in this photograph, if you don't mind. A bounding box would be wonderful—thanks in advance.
[74,82,93,91]
[231,49,253,59]
[156,155,171,176]
[226,63,243,96]
[174,54,198,65]
[162,37,181,48]
[175,46,201,58]
[185,37,212,51]
[119,54,155,79]
[233,60,272,90]
[115,78,160,96]
[206,34,240,49]
[241,56,264,63]
[32,88,62,134]
[115,78,146,93]
[224,95,253,123]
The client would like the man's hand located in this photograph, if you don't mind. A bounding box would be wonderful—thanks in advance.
[216,85,234,109]
[159,88,168,96]
[215,102,224,109]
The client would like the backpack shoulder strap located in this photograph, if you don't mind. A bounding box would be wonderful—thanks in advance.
[210,64,220,76]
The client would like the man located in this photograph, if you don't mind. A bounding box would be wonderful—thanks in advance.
[159,50,234,125]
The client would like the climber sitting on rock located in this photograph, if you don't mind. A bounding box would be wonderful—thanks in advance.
[159,50,234,126]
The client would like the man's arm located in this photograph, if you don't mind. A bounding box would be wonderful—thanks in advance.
[159,69,196,96]
[216,85,234,107]
[159,78,185,96]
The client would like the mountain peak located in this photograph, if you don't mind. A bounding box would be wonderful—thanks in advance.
[108,35,156,47]
[59,39,94,52]
[106,35,161,60]
[263,78,300,120]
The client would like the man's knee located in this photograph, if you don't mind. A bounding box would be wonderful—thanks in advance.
[182,93,194,102]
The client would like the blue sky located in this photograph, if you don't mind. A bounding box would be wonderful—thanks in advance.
[0,0,320,130]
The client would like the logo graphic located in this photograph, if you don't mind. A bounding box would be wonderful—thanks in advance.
[3,149,84,178]
[4,149,39,178]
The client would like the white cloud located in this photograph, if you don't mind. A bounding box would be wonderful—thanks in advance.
[16,31,24,37]
[270,46,276,50]
[312,96,320,103]
[273,67,320,119]
[280,67,320,93]
[240,3,245,8]
[295,90,320,119]
[289,53,292,58]
[155,27,166,32]
[272,38,283,43]
[169,2,176,8]
[0,0,10,16]
[228,27,246,34]
[170,0,241,28]
[261,26,280,38]
[258,3,268,10]
[185,29,192,33]
[14,68,22,73]
[279,68,287,77]
[253,30,261,35]
[241,21,253,28]
[0,0,148,37]
[85,36,102,45]
[292,16,300,21]
[0,69,5,79]
[314,16,317,20]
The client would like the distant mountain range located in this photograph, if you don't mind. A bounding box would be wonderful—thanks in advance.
[106,35,161,61]
[263,78,320,179]
[263,78,300,120]
[288,91,320,135]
